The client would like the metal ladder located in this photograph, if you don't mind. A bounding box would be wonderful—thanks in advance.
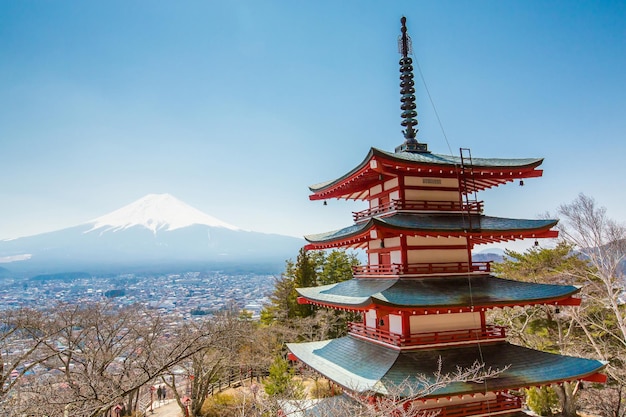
[459,148,481,232]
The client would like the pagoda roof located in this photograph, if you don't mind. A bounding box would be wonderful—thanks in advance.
[280,395,358,416]
[309,147,544,200]
[304,214,558,249]
[287,337,606,397]
[296,275,580,310]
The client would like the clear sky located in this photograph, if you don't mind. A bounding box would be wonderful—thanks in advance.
[1,1,625,252]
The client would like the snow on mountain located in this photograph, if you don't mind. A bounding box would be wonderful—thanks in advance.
[0,193,304,274]
[474,247,506,256]
[85,193,241,234]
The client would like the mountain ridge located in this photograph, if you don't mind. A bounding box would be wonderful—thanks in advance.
[85,193,242,234]
[0,194,304,275]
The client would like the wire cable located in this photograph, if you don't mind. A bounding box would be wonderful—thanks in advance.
[412,50,494,408]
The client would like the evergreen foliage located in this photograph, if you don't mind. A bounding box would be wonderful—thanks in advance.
[317,250,358,285]
[261,249,358,325]
[526,386,559,416]
[493,241,587,284]
[263,356,304,399]
[491,243,592,415]
[490,206,625,417]
[293,248,316,318]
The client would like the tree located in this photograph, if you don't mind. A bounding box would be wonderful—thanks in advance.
[493,242,589,351]
[292,248,317,318]
[493,242,594,416]
[495,241,587,284]
[239,321,298,376]
[557,194,626,349]
[263,356,304,399]
[261,249,358,326]
[261,261,299,324]
[556,193,626,416]
[491,194,626,416]
[10,301,229,417]
[256,357,507,417]
[316,250,359,286]
[0,307,63,414]
[526,386,559,416]
[161,312,249,417]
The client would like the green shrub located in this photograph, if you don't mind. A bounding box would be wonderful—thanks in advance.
[526,386,559,416]
[263,356,304,399]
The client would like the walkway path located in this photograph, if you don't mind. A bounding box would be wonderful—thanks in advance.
[145,399,183,417]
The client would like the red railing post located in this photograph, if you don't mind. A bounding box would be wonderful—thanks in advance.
[350,323,507,347]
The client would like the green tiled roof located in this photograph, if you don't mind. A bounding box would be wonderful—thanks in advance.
[375,148,543,167]
[280,395,359,416]
[304,214,557,243]
[287,337,606,397]
[296,276,579,308]
[282,396,529,416]
[309,147,543,192]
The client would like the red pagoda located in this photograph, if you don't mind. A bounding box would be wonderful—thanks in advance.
[286,17,606,416]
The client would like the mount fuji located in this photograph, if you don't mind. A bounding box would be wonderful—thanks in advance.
[0,194,305,275]
[86,193,242,235]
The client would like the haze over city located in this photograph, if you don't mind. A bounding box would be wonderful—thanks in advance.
[1,1,624,254]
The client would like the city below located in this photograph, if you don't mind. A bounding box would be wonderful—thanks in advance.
[0,270,275,320]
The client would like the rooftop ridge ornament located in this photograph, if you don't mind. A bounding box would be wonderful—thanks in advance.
[395,16,429,154]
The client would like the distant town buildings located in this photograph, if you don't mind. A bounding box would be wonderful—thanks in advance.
[0,271,274,319]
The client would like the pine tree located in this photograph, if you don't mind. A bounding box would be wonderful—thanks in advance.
[317,250,359,285]
[261,249,359,325]
[263,356,304,399]
[293,248,317,318]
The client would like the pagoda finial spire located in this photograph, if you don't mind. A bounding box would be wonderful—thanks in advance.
[395,16,428,153]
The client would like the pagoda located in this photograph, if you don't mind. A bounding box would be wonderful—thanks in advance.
[286,17,606,416]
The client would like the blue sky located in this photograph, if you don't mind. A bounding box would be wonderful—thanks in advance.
[1,1,625,252]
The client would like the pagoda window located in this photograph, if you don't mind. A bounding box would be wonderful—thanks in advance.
[405,176,459,188]
[370,184,383,196]
[407,248,469,264]
[405,188,459,203]
[407,236,467,247]
[365,309,377,329]
[383,177,399,191]
[369,237,400,251]
[409,312,482,334]
[390,250,402,265]
[384,237,401,248]
[368,240,383,250]
[388,314,403,334]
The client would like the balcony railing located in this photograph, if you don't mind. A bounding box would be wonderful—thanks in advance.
[433,395,522,417]
[353,200,483,222]
[352,262,491,277]
[348,322,506,348]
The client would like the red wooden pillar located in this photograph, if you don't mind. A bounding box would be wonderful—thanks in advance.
[401,311,411,340]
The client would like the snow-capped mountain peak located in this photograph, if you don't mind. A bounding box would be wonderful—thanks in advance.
[85,193,240,234]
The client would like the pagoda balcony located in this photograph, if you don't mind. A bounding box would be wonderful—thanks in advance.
[429,394,522,417]
[352,261,491,277]
[348,322,507,348]
[353,199,484,222]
